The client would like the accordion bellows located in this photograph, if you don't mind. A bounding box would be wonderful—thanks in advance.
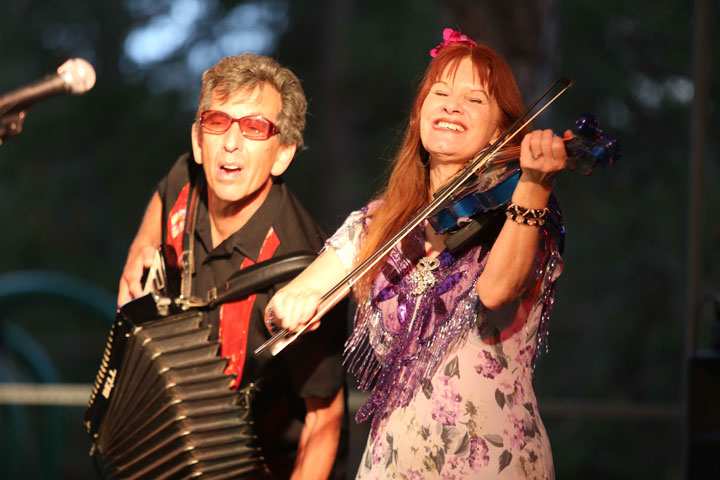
[84,306,270,479]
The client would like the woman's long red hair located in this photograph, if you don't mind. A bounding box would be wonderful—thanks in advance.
[353,42,528,301]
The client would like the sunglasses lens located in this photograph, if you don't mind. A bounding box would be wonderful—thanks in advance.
[240,116,272,139]
[202,111,232,133]
[201,111,278,139]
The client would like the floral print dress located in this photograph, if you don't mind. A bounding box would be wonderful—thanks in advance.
[327,203,563,479]
[356,309,554,479]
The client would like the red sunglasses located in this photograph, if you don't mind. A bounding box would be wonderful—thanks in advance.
[200,110,280,140]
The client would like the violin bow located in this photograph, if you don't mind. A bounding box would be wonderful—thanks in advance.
[255,77,574,357]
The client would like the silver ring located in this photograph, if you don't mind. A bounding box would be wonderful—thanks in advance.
[532,151,542,160]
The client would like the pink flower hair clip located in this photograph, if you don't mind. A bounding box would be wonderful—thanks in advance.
[429,27,477,57]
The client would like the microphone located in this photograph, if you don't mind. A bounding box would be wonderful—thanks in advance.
[0,58,96,116]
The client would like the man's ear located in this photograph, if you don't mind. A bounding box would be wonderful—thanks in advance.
[270,143,297,177]
[191,124,202,164]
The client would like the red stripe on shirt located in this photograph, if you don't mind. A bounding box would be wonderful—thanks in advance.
[165,183,190,269]
[220,227,280,389]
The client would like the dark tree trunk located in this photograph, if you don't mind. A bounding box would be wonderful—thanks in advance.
[439,0,561,111]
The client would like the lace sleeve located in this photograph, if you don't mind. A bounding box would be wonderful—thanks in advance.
[321,205,371,273]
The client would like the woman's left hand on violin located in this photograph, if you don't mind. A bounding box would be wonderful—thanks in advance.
[519,129,572,189]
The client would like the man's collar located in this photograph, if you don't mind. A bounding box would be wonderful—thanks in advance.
[198,180,284,262]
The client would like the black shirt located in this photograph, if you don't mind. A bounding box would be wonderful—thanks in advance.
[158,153,347,478]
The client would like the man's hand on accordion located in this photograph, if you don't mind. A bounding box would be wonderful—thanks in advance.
[117,191,163,307]
[118,244,159,306]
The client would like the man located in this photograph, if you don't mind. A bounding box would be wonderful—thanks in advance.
[117,54,346,479]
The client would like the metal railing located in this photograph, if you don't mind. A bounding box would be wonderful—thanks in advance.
[0,269,115,480]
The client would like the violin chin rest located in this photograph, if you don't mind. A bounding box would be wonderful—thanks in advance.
[444,209,505,256]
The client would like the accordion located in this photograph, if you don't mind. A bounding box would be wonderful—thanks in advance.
[84,253,315,479]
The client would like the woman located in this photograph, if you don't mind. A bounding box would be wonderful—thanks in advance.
[267,29,565,478]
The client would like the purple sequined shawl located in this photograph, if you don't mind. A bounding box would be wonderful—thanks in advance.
[336,201,563,438]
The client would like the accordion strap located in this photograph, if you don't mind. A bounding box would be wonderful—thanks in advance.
[179,171,203,304]
[204,252,315,307]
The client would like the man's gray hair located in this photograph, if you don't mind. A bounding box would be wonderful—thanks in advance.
[196,54,307,149]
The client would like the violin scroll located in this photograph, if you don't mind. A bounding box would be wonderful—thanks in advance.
[566,114,621,175]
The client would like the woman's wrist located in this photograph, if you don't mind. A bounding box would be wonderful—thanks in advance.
[505,203,549,226]
[511,174,553,209]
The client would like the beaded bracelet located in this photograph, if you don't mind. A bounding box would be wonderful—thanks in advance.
[505,203,549,226]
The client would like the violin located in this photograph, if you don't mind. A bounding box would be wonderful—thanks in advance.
[428,114,622,235]
[255,78,620,357]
